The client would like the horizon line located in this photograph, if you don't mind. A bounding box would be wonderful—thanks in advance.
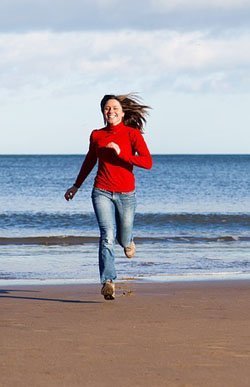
[0,153,249,156]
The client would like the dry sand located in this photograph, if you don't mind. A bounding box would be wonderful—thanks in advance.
[1,281,250,387]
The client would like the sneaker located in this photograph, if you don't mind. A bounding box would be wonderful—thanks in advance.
[101,280,115,300]
[124,241,136,259]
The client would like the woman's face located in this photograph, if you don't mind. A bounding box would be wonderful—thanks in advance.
[103,99,125,126]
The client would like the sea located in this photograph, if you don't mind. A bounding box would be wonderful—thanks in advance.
[0,154,249,285]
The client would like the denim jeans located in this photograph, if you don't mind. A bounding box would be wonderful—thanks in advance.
[91,187,136,284]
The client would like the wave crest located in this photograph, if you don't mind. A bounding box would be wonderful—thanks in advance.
[0,235,249,246]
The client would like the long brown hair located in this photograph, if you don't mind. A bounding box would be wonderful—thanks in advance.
[100,93,151,132]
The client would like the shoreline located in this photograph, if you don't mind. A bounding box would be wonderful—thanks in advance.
[1,272,250,287]
[1,280,250,386]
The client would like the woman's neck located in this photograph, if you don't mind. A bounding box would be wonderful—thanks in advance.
[106,121,124,130]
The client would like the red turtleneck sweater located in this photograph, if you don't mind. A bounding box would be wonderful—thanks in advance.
[74,122,152,192]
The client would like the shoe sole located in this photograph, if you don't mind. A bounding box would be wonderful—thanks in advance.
[101,282,115,300]
[124,242,136,259]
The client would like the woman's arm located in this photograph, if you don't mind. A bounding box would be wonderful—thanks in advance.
[74,131,97,188]
[118,130,153,169]
[65,132,97,201]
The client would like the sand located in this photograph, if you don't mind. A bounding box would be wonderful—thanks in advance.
[1,281,250,387]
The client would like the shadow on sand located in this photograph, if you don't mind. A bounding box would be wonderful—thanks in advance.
[0,289,101,304]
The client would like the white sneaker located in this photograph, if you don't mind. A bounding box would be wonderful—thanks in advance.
[101,280,115,300]
[124,241,136,259]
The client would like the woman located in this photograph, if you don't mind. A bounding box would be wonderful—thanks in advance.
[65,93,152,300]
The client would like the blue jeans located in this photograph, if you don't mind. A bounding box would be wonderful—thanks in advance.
[91,188,136,284]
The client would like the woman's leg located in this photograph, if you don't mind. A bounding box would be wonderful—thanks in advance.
[114,191,136,249]
[91,189,117,284]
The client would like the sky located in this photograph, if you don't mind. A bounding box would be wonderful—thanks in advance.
[1,0,250,154]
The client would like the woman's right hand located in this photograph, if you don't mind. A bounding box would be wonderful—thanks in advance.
[64,185,78,201]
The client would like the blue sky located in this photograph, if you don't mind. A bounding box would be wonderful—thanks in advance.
[1,0,250,154]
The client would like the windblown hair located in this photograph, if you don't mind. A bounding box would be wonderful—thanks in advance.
[100,93,151,132]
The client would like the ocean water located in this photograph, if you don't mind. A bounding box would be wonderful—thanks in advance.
[0,154,249,284]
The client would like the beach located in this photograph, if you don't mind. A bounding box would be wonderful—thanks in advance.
[1,280,250,387]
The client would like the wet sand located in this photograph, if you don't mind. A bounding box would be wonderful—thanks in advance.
[1,281,250,387]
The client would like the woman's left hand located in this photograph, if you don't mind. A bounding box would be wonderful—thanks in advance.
[106,142,121,155]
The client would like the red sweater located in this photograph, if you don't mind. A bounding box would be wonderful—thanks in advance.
[74,122,153,192]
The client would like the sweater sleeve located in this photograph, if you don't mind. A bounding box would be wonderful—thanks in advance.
[74,131,97,188]
[118,130,153,170]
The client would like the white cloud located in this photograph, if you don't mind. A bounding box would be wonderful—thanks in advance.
[1,29,250,98]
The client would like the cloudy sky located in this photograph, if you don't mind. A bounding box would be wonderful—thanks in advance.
[1,0,250,154]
